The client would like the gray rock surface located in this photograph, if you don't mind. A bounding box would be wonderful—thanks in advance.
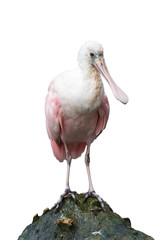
[18,193,154,240]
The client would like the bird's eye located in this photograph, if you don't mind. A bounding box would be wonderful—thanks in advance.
[90,52,95,57]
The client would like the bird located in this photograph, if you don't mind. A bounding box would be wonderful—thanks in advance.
[45,41,128,211]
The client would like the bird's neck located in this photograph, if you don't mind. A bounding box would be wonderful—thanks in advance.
[81,66,104,111]
[82,65,99,80]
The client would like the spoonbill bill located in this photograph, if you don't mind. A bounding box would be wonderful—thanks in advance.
[45,41,128,211]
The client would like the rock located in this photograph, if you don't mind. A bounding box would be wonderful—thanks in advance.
[18,193,154,240]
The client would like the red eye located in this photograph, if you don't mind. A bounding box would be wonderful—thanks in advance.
[90,53,95,57]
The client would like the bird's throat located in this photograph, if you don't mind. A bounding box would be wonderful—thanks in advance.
[83,67,104,111]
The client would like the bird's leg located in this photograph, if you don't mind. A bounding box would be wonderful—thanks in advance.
[52,144,76,212]
[85,144,94,192]
[64,144,76,200]
[84,143,106,211]
[65,156,71,192]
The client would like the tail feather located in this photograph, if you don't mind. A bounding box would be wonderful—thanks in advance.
[51,140,86,162]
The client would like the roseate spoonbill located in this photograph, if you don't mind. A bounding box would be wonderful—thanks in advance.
[45,41,128,211]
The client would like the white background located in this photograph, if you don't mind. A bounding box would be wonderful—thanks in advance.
[0,0,160,239]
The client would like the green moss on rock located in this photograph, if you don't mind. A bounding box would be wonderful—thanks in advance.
[18,193,154,240]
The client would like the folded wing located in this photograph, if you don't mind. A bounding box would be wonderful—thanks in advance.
[96,95,110,136]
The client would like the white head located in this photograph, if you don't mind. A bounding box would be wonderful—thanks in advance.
[78,41,128,104]
[78,41,103,70]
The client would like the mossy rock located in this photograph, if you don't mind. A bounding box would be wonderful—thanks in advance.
[18,193,154,240]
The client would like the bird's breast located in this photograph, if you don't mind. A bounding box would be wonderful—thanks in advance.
[60,110,99,143]
[52,68,104,115]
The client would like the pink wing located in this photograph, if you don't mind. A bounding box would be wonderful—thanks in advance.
[45,88,66,161]
[96,94,110,136]
[45,91,61,143]
[45,86,86,162]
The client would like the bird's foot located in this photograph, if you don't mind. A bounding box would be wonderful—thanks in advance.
[84,190,106,211]
[52,188,76,213]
